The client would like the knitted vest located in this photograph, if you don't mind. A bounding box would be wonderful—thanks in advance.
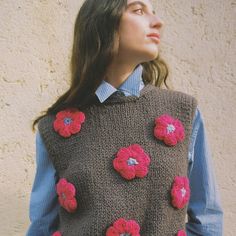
[38,83,198,236]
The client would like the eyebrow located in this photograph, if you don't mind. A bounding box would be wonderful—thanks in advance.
[126,1,156,15]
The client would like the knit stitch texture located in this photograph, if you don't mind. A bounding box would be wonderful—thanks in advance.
[38,83,198,236]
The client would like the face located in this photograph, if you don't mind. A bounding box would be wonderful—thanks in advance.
[116,0,164,63]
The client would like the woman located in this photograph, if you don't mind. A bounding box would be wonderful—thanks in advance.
[26,0,223,235]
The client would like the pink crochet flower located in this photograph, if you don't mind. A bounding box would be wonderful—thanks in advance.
[52,231,62,236]
[154,114,185,146]
[113,144,151,180]
[171,176,190,209]
[56,178,78,213]
[176,229,187,236]
[106,218,140,236]
[53,108,85,138]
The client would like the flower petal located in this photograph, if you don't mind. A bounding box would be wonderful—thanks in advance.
[64,198,77,213]
[129,144,144,154]
[126,220,141,233]
[113,218,127,231]
[120,168,136,180]
[52,231,62,236]
[135,165,148,178]
[176,229,187,236]
[107,218,140,236]
[106,226,119,236]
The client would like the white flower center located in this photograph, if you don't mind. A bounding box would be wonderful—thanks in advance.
[127,157,139,166]
[167,124,175,134]
[61,193,66,200]
[181,187,186,197]
[64,117,72,125]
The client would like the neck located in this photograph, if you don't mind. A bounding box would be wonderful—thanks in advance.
[104,60,139,89]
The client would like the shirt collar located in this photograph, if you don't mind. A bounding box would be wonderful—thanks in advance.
[95,64,144,103]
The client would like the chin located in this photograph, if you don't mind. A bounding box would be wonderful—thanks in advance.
[143,50,159,61]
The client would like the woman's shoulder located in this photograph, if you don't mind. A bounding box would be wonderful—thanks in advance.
[37,113,56,140]
[38,113,55,128]
[150,84,198,106]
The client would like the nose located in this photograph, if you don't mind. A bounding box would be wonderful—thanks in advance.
[151,15,164,28]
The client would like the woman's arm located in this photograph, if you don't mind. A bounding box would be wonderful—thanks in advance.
[186,107,224,235]
[26,131,60,236]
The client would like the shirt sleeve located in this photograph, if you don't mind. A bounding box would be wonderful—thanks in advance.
[186,106,224,236]
[25,130,60,236]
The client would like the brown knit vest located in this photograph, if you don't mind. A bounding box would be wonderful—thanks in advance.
[38,83,198,236]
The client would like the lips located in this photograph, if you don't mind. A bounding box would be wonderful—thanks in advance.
[147,33,160,39]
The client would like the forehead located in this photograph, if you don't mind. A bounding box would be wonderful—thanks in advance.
[126,0,152,7]
[126,0,155,14]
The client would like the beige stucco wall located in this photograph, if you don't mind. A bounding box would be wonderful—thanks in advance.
[0,0,235,235]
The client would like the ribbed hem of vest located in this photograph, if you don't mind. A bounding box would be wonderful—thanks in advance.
[101,82,156,105]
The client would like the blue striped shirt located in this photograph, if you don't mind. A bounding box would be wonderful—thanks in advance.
[26,64,223,236]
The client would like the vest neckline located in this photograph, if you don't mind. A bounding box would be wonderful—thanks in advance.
[101,82,156,105]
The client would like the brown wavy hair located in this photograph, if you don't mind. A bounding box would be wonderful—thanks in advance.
[32,0,170,132]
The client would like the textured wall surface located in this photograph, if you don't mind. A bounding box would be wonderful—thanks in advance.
[0,0,235,235]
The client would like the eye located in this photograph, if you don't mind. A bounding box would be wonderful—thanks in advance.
[134,8,144,15]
